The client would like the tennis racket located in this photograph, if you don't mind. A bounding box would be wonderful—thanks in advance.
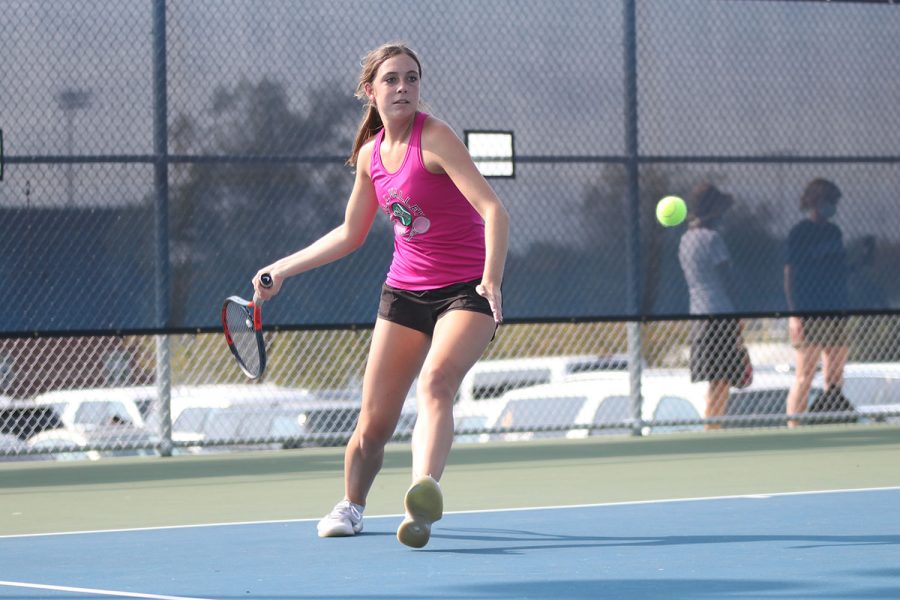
[221,273,273,379]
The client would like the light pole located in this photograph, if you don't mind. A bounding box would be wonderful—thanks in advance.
[56,88,91,206]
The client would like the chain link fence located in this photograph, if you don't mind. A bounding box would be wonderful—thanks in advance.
[2,0,899,459]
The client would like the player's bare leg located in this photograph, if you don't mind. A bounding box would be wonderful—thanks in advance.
[821,345,849,390]
[704,379,730,430]
[398,310,495,548]
[318,319,429,538]
[411,310,495,480]
[345,318,430,505]
[786,345,821,428]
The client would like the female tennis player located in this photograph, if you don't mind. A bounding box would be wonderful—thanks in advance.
[252,42,509,548]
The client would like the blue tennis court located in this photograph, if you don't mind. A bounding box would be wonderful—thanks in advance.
[2,487,898,600]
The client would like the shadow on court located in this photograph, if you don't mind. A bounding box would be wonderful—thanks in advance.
[456,578,900,599]
[424,527,900,555]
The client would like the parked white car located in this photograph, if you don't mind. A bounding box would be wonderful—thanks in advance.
[30,387,149,432]
[407,354,627,442]
[455,367,818,443]
[23,384,366,457]
[26,426,160,461]
[164,384,315,424]
[1,397,65,440]
[455,369,697,442]
[171,396,360,452]
[29,384,316,429]
[0,432,53,461]
[456,354,630,405]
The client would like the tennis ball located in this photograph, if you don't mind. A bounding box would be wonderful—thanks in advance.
[656,196,687,227]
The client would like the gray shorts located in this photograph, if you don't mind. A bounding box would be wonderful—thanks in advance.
[689,318,744,383]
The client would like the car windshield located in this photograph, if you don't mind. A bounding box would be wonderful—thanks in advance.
[173,408,211,433]
[844,377,898,407]
[183,408,308,440]
[497,395,585,438]
[650,396,702,433]
[592,395,630,423]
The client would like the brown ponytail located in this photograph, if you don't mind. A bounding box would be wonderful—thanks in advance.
[347,105,383,167]
[346,42,423,167]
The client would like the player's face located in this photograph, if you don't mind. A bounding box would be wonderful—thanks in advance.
[367,54,420,119]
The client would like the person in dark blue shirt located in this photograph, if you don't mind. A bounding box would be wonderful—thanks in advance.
[784,178,854,426]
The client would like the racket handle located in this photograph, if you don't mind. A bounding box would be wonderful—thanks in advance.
[260,272,274,289]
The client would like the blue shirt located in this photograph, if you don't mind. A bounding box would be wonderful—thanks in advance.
[785,219,848,312]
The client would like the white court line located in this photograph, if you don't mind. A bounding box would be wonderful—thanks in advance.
[0,580,212,600]
[2,484,898,541]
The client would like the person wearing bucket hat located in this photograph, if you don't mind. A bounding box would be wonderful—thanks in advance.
[784,178,855,427]
[678,183,748,430]
[688,182,734,227]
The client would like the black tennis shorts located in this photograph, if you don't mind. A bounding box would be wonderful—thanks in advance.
[378,279,494,337]
[796,316,849,348]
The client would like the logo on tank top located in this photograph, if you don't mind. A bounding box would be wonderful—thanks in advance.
[384,187,431,241]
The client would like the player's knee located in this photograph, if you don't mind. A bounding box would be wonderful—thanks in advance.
[354,420,394,452]
[794,372,816,389]
[416,368,458,406]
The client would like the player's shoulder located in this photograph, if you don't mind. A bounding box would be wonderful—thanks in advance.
[421,114,466,161]
[422,114,461,144]
[356,137,377,174]
[686,225,717,239]
[787,219,810,237]
[360,135,378,156]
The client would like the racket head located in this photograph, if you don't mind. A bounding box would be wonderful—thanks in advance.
[221,295,266,379]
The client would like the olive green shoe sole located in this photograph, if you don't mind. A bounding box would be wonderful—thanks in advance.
[397,476,443,548]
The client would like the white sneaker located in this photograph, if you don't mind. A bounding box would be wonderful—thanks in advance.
[397,475,443,548]
[317,499,364,537]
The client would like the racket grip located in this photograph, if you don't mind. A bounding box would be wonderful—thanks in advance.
[260,272,274,289]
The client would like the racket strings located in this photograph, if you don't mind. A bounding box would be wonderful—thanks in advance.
[225,301,262,376]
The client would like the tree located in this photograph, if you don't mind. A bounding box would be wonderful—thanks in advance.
[166,77,362,326]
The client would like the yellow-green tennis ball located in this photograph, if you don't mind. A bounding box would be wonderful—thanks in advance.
[656,196,687,227]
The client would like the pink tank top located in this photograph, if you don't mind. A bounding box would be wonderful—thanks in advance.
[371,112,486,290]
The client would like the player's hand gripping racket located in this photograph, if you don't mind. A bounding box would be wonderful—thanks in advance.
[221,273,273,379]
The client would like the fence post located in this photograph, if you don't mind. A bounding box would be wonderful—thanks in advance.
[152,0,173,457]
[623,0,644,436]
